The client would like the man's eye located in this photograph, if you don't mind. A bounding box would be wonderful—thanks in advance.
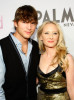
[32,22,36,24]
[22,21,26,23]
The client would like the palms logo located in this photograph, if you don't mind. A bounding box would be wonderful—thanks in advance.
[37,8,74,27]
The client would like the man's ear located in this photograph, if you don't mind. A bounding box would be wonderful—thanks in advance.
[14,21,18,28]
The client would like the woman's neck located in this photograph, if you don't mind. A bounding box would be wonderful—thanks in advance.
[45,47,56,58]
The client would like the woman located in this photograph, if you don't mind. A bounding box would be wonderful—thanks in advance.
[37,21,74,100]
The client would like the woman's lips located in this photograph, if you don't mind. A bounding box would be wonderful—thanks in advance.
[48,41,54,43]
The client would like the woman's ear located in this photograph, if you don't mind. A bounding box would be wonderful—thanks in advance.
[40,35,43,41]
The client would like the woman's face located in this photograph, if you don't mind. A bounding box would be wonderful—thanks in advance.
[40,23,59,49]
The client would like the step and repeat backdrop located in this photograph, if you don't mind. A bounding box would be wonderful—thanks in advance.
[0,0,74,56]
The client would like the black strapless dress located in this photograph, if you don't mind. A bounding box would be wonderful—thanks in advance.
[37,65,70,100]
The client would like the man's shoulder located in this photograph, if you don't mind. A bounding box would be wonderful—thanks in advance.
[0,35,10,45]
[31,39,38,45]
[0,36,9,41]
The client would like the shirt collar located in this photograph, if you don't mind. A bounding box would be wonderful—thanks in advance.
[10,32,33,58]
[10,32,21,46]
[10,32,32,46]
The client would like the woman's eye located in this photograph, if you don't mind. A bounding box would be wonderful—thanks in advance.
[53,32,58,35]
[45,32,49,34]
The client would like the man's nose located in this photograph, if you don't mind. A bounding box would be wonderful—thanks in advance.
[27,23,31,29]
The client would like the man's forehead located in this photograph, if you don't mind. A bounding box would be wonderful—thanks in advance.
[23,19,36,23]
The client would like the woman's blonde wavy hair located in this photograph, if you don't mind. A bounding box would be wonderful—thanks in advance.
[37,21,68,71]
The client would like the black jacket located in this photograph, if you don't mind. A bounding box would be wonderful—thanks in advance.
[0,35,40,100]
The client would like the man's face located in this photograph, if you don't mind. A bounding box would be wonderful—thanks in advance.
[14,20,37,40]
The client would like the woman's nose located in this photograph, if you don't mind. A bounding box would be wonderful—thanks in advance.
[49,34,53,39]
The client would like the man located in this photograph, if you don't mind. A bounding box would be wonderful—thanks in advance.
[0,5,39,100]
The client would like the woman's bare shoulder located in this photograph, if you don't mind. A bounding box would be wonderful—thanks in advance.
[66,53,74,62]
